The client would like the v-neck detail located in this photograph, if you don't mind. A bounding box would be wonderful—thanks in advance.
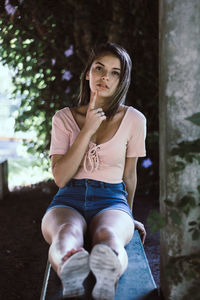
[68,107,130,147]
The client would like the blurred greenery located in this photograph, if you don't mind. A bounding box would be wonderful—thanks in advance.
[8,157,53,189]
[0,0,158,195]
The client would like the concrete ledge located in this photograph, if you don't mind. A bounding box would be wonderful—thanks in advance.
[40,230,158,300]
[0,159,9,200]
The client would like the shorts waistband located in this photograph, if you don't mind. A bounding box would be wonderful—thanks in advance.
[66,178,124,189]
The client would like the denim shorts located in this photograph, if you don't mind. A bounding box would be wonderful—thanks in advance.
[46,178,134,224]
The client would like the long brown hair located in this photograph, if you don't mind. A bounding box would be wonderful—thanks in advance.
[78,42,132,119]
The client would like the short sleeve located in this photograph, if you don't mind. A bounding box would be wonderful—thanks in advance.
[49,113,70,157]
[126,116,146,157]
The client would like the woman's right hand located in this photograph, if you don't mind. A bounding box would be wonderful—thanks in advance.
[82,91,106,136]
[134,220,146,244]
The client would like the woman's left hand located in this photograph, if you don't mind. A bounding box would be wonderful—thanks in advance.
[134,220,146,244]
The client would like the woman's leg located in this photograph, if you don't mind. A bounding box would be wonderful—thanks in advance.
[41,206,87,275]
[89,209,134,275]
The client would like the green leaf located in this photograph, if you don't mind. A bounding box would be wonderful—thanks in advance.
[185,113,200,126]
[170,209,181,225]
[197,185,200,194]
[147,210,166,234]
[188,221,197,226]
[192,230,200,240]
[184,268,196,281]
[164,199,174,207]
[171,161,185,172]
[177,195,196,210]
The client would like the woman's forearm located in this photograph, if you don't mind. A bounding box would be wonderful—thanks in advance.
[123,176,137,210]
[52,129,92,188]
[53,96,107,188]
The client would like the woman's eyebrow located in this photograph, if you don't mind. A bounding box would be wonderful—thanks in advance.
[95,61,121,71]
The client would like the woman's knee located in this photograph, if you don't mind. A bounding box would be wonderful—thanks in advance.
[41,207,87,244]
[92,225,120,244]
[42,217,84,245]
[41,214,52,244]
[56,222,83,241]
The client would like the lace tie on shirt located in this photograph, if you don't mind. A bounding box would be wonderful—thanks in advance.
[84,144,100,173]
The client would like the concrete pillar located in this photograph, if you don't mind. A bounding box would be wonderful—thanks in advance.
[0,159,9,200]
[159,1,200,299]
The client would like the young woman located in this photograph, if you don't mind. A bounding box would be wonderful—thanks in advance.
[41,42,147,300]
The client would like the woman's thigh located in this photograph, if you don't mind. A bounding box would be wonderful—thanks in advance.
[41,207,87,244]
[89,209,135,246]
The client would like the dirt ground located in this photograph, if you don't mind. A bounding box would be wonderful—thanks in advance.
[0,180,160,300]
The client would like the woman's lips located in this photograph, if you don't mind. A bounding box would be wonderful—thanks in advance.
[97,83,109,89]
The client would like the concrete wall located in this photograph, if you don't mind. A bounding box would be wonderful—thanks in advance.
[159,1,200,299]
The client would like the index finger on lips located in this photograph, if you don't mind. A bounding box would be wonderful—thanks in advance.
[89,90,97,110]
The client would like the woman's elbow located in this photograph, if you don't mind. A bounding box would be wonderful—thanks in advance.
[55,180,65,189]
[52,171,67,188]
[123,173,137,183]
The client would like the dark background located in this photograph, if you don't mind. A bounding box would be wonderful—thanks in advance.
[0,1,159,299]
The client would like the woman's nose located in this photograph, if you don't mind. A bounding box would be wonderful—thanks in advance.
[101,70,109,80]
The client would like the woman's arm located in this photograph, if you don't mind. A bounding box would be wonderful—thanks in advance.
[122,157,138,210]
[51,130,92,188]
[123,157,146,244]
[52,91,106,188]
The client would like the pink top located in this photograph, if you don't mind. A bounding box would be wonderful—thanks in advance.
[49,106,146,183]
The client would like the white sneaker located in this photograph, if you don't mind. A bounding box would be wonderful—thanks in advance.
[60,249,90,298]
[89,244,121,300]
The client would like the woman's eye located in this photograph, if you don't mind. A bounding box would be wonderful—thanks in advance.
[113,71,120,76]
[96,66,102,71]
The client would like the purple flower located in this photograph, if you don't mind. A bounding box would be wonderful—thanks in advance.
[64,45,73,57]
[62,71,72,81]
[142,158,152,168]
[65,87,71,94]
[51,58,56,66]
[5,0,17,15]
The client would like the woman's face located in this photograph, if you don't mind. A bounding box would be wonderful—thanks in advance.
[86,53,121,98]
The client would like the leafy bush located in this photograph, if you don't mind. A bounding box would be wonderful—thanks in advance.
[0,0,158,188]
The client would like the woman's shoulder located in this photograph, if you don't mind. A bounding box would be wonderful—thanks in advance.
[126,105,146,121]
[54,107,70,119]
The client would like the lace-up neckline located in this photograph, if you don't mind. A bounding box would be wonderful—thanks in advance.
[83,143,101,173]
[68,107,130,173]
[68,107,130,147]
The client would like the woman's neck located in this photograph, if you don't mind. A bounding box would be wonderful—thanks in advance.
[89,95,110,110]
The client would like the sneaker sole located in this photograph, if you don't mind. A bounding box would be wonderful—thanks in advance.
[60,250,90,298]
[89,244,121,300]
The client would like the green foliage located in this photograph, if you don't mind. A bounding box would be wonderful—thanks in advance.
[146,112,200,292]
[188,219,200,241]
[164,192,200,230]
[165,253,200,286]
[148,192,199,234]
[171,139,200,164]
[146,209,165,234]
[0,0,158,178]
[171,161,185,172]
[188,192,200,241]
[147,191,200,291]
[8,157,52,188]
[185,112,200,126]
[171,112,200,171]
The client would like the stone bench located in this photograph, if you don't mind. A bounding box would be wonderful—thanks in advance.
[40,230,159,300]
[0,159,9,200]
